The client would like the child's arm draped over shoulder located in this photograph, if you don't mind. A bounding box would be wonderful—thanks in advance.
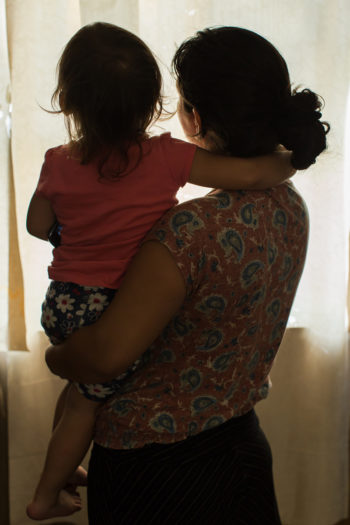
[189,148,295,189]
[26,193,56,240]
[45,241,187,383]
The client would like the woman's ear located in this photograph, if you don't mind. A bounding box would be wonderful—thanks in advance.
[177,96,199,139]
[193,107,202,135]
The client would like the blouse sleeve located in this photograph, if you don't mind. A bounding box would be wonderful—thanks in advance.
[143,199,210,297]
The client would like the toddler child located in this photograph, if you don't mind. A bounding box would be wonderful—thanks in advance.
[26,22,294,520]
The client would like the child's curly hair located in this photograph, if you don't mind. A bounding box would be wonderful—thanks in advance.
[52,22,164,178]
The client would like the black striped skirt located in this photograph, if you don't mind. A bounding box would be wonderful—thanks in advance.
[87,409,281,524]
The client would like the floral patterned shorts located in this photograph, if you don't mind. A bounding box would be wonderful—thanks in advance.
[42,281,139,401]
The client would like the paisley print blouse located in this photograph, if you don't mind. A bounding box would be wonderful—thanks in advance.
[94,182,309,449]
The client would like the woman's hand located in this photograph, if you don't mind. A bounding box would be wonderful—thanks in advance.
[45,344,68,379]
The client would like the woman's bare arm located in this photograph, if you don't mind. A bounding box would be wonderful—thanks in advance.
[45,241,186,383]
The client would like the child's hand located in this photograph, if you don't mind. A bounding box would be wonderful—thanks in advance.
[274,149,297,181]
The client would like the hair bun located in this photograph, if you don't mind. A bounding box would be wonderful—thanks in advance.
[276,88,330,170]
[281,89,322,124]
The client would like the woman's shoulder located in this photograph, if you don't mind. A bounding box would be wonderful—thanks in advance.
[158,191,235,219]
[149,184,308,243]
[145,192,231,251]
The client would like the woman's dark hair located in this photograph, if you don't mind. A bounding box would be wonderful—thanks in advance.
[173,27,329,169]
[52,22,163,178]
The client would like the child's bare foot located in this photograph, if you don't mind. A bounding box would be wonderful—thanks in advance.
[67,465,88,487]
[26,489,82,521]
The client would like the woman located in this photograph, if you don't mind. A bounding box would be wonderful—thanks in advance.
[46,27,329,524]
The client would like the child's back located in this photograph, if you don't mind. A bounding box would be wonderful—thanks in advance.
[36,133,195,288]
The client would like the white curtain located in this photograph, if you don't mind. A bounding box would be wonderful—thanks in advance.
[0,0,10,351]
[4,1,349,524]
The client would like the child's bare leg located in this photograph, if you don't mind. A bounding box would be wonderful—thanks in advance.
[52,383,88,487]
[26,383,99,520]
[52,382,70,429]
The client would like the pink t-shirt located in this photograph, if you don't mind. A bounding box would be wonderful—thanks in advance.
[35,133,196,288]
